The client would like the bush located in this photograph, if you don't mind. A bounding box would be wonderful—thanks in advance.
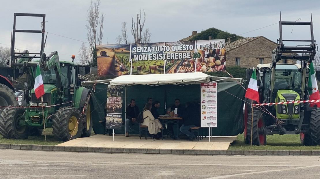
[206,66,246,79]
[190,28,242,42]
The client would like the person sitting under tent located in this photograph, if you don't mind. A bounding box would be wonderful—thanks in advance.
[167,99,184,139]
[151,101,161,120]
[125,99,140,137]
[142,103,163,140]
[180,102,197,141]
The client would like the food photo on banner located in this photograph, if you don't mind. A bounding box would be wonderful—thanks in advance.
[105,86,124,129]
[96,44,131,77]
[195,39,226,72]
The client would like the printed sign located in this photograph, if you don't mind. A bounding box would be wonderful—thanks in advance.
[201,82,218,127]
[105,86,124,129]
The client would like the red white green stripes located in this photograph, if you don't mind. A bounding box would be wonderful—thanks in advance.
[34,65,45,99]
[308,62,320,107]
[245,69,259,103]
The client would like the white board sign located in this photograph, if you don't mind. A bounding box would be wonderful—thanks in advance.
[201,82,218,127]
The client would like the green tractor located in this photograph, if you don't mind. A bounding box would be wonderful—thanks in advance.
[0,51,93,141]
[244,15,320,146]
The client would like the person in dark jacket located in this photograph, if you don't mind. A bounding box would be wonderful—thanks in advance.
[180,102,197,140]
[168,99,184,139]
[169,99,184,117]
[151,101,160,119]
[125,99,140,137]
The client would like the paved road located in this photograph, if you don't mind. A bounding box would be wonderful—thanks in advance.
[1,150,320,179]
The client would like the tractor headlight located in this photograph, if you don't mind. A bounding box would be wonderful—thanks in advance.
[294,105,299,114]
[38,103,47,107]
[30,102,37,106]
[281,99,285,102]
[280,105,287,114]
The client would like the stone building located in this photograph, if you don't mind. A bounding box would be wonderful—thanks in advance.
[225,36,277,68]
[225,36,297,68]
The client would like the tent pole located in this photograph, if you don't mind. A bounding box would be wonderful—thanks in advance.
[113,129,115,141]
[124,86,127,136]
[209,127,211,142]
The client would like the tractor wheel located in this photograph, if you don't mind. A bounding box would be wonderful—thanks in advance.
[303,108,320,146]
[0,107,28,139]
[81,99,93,137]
[52,107,83,141]
[245,107,266,146]
[0,84,17,113]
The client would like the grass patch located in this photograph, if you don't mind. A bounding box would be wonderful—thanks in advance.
[0,128,62,146]
[229,133,320,150]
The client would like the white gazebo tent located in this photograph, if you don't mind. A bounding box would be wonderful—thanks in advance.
[108,72,242,138]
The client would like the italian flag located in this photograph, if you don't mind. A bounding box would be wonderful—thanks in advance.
[245,69,259,103]
[34,65,45,99]
[308,62,320,107]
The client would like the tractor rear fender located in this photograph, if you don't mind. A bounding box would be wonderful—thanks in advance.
[0,75,14,91]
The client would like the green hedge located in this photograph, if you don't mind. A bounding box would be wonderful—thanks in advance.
[206,66,246,79]
[190,28,242,42]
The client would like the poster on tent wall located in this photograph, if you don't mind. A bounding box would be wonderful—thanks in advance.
[130,42,195,74]
[105,86,124,129]
[200,82,218,128]
[195,39,226,72]
[96,44,130,77]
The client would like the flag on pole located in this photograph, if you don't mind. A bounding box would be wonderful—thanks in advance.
[308,62,320,107]
[34,65,45,99]
[245,69,259,103]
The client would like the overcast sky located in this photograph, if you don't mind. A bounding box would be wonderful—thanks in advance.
[0,0,319,62]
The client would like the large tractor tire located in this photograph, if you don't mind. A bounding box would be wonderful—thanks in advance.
[0,107,28,139]
[81,95,93,137]
[245,106,266,146]
[303,108,320,146]
[0,84,17,113]
[52,107,83,141]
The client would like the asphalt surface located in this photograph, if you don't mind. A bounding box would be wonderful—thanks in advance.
[1,150,320,179]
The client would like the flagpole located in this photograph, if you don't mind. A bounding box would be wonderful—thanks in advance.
[251,102,253,146]
[41,96,46,141]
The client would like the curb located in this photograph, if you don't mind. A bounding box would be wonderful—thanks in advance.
[1,144,320,156]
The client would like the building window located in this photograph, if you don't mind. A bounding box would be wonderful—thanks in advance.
[235,57,240,66]
[259,58,264,64]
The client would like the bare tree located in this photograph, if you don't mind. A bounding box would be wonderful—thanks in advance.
[131,10,146,44]
[0,47,10,67]
[116,35,122,44]
[121,22,128,44]
[141,28,151,43]
[78,43,89,65]
[86,0,104,66]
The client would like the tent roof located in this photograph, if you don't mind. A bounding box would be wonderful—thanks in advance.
[81,72,243,86]
[109,72,210,86]
[109,72,242,86]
